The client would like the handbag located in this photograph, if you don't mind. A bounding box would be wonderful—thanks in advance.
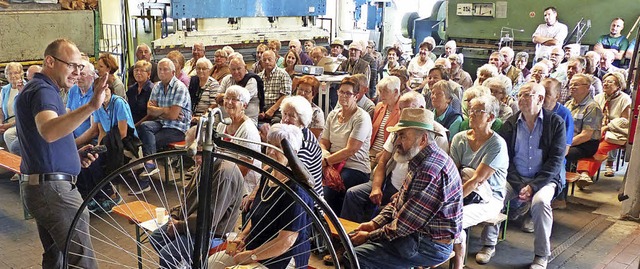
[108,97,142,158]
[322,160,347,192]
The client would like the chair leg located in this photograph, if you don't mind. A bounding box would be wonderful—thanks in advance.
[571,182,575,196]
[499,201,510,241]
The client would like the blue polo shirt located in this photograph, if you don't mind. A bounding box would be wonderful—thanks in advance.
[553,102,574,146]
[66,84,94,137]
[93,94,137,137]
[15,73,81,175]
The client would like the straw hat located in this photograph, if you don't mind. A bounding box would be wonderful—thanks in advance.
[386,108,438,135]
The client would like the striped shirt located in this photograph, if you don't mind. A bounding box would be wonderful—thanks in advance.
[298,127,323,198]
[369,142,463,241]
[371,109,390,153]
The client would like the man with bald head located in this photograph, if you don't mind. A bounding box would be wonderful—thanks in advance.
[26,65,42,81]
[500,47,524,86]
[289,39,314,65]
[127,43,159,87]
[479,82,565,269]
[16,38,109,268]
[219,57,264,124]
[259,50,292,123]
[183,42,206,76]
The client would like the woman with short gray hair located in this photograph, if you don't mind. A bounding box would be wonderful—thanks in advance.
[280,95,324,198]
[449,93,507,269]
[189,57,220,121]
[216,85,261,215]
[431,80,463,140]
[483,77,514,121]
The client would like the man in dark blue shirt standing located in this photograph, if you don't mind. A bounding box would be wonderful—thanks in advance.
[15,38,107,269]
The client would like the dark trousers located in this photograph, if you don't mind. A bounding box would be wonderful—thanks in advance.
[323,168,369,216]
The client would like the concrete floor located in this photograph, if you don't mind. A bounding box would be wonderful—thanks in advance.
[0,163,639,269]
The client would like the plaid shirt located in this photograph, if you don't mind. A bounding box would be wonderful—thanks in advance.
[150,76,192,133]
[259,67,291,110]
[369,142,463,242]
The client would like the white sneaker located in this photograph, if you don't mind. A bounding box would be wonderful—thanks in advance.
[530,255,548,269]
[10,174,19,181]
[475,246,496,264]
[576,172,593,190]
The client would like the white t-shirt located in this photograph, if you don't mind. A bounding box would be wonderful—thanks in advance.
[216,119,262,195]
[322,107,372,173]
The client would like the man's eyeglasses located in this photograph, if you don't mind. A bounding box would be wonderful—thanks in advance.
[518,93,537,100]
[568,83,589,88]
[469,109,488,115]
[51,55,85,71]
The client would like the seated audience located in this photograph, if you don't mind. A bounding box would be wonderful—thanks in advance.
[283,49,301,78]
[188,58,220,121]
[564,74,603,188]
[151,158,243,269]
[528,62,550,84]
[407,39,435,91]
[334,74,376,118]
[280,96,324,197]
[449,94,508,269]
[549,47,568,84]
[268,39,285,68]
[26,65,42,81]
[126,60,154,126]
[348,108,462,268]
[458,86,504,135]
[448,53,473,90]
[597,50,622,80]
[341,91,449,223]
[481,82,566,269]
[515,51,530,79]
[289,39,314,65]
[339,42,371,83]
[167,50,191,87]
[97,53,126,98]
[259,50,292,124]
[369,76,402,163]
[251,44,267,74]
[431,80,463,141]
[126,43,159,87]
[390,67,410,94]
[67,59,96,139]
[294,75,324,138]
[208,124,313,269]
[219,57,264,124]
[183,42,206,77]
[577,72,631,182]
[330,39,347,62]
[500,47,524,87]
[483,76,515,121]
[77,84,138,213]
[474,64,499,86]
[135,58,192,192]
[211,49,231,82]
[320,77,372,215]
[0,62,24,150]
[216,86,262,217]
[381,47,403,78]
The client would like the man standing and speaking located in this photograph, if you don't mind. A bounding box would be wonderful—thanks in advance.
[16,38,107,268]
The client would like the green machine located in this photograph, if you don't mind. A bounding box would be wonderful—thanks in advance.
[442,0,640,78]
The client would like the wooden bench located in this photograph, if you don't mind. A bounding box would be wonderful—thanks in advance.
[0,150,28,219]
[565,172,580,197]
[112,200,159,269]
[323,215,360,237]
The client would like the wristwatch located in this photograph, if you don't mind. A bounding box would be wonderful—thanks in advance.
[250,251,258,262]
